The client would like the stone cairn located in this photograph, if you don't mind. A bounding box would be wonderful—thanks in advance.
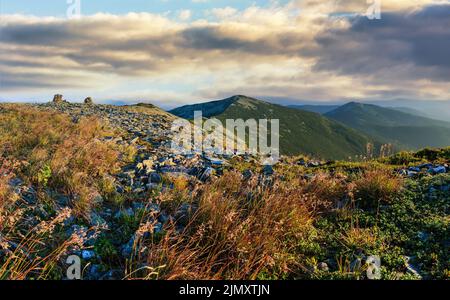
[52,94,64,104]
[84,97,94,105]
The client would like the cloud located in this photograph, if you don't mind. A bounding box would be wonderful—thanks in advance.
[312,4,450,82]
[178,10,192,21]
[209,7,238,19]
[0,1,449,105]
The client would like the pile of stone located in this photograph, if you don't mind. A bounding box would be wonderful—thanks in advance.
[84,97,94,105]
[400,163,448,177]
[52,94,65,104]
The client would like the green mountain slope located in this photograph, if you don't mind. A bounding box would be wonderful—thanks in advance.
[170,95,378,159]
[288,104,340,115]
[169,97,238,119]
[325,102,450,149]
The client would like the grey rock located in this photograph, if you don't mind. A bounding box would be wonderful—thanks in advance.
[418,163,433,169]
[263,165,274,176]
[242,169,253,180]
[297,159,306,166]
[52,94,64,103]
[90,212,109,228]
[133,187,145,194]
[87,264,103,280]
[84,97,94,105]
[198,167,214,182]
[8,177,23,187]
[121,236,135,258]
[153,222,163,234]
[318,262,329,272]
[116,185,124,193]
[429,166,446,174]
[350,257,363,272]
[82,250,96,260]
[114,208,134,219]
[150,172,162,184]
[404,256,422,279]
[417,231,429,242]
[408,166,421,172]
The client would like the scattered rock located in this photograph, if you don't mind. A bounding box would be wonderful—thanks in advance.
[417,231,429,242]
[121,236,135,258]
[150,172,162,184]
[89,212,109,228]
[84,97,94,105]
[403,256,422,279]
[318,262,329,272]
[242,169,253,180]
[263,165,274,176]
[114,208,134,219]
[52,94,64,104]
[198,167,214,182]
[82,250,96,260]
[428,166,446,175]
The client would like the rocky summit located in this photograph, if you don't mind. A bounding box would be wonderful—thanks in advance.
[33,101,236,193]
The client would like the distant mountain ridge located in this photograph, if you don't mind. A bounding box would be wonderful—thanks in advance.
[325,102,450,149]
[288,104,340,114]
[169,96,242,119]
[170,95,378,159]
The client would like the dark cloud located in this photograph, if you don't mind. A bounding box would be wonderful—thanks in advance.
[0,71,93,90]
[179,26,304,56]
[0,5,449,100]
[312,4,450,81]
[0,22,85,46]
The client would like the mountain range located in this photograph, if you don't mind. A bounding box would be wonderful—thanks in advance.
[169,95,376,159]
[168,95,450,159]
[324,102,450,150]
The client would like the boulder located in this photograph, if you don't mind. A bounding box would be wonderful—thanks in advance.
[408,166,421,173]
[242,169,254,180]
[263,165,274,176]
[150,172,162,184]
[198,167,215,182]
[89,212,109,228]
[318,262,329,272]
[417,163,433,169]
[81,250,96,260]
[429,166,446,174]
[52,94,64,104]
[84,97,94,105]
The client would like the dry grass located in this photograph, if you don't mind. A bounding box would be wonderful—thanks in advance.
[0,104,121,217]
[128,171,327,280]
[0,104,418,280]
[353,167,404,208]
[302,172,348,207]
[0,104,123,279]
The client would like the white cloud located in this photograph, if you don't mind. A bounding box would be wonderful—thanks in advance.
[0,1,449,106]
[209,7,238,20]
[178,9,192,21]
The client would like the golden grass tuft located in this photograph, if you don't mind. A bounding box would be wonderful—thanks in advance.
[0,104,122,217]
[129,171,327,280]
[353,167,404,208]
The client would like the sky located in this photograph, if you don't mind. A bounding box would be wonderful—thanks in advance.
[0,0,449,108]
